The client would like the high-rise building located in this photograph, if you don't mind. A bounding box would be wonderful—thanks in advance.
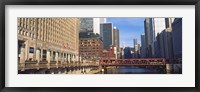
[165,18,175,29]
[113,27,120,59]
[144,18,152,57]
[100,22,113,50]
[147,18,169,58]
[172,18,182,58]
[163,28,174,59]
[137,44,141,58]
[18,18,80,64]
[120,41,125,59]
[154,18,166,38]
[133,38,138,58]
[156,28,174,59]
[80,18,100,34]
[133,38,137,48]
[141,33,146,58]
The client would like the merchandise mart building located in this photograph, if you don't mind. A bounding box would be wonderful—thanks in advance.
[18,18,80,64]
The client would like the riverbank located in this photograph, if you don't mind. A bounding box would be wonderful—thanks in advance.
[86,69,101,74]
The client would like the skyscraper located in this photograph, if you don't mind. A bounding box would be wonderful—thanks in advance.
[154,18,166,38]
[172,18,182,58]
[165,18,175,29]
[144,18,152,57]
[141,33,146,58]
[113,27,120,59]
[133,38,138,58]
[100,22,113,50]
[113,27,120,50]
[80,18,100,34]
[133,38,137,48]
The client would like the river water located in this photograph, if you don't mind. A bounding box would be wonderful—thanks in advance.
[97,66,166,74]
[96,64,182,74]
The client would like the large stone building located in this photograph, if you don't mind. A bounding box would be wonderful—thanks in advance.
[18,18,80,64]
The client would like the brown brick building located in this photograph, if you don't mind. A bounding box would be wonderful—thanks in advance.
[102,45,117,59]
[79,33,103,61]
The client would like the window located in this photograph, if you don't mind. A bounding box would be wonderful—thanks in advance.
[29,47,34,53]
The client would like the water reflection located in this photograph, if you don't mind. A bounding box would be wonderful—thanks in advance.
[97,64,182,74]
[98,66,164,74]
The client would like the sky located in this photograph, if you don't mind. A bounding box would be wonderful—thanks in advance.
[107,18,145,48]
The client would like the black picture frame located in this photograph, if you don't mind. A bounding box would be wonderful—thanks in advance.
[0,0,199,92]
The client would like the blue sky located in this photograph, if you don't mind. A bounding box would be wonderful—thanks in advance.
[107,18,145,48]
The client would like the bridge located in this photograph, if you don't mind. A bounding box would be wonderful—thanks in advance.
[100,58,181,66]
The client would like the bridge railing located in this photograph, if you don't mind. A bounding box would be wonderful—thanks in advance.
[18,60,99,71]
[100,58,167,66]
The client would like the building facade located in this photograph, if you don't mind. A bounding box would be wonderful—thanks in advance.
[124,47,133,59]
[100,22,113,50]
[144,18,151,57]
[18,18,80,64]
[80,18,101,35]
[113,27,120,59]
[172,18,182,58]
[102,45,117,59]
[141,33,146,58]
[79,33,103,61]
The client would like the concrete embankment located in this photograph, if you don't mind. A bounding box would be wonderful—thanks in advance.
[66,67,100,74]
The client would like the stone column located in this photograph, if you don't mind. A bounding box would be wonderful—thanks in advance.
[25,40,29,61]
[73,55,75,62]
[51,50,53,61]
[47,49,50,64]
[40,49,43,62]
[19,44,26,71]
[55,52,58,64]
[36,49,40,63]
[33,44,37,61]
[68,54,70,63]
[20,44,25,63]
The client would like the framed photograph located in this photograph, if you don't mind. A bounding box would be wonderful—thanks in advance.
[0,0,199,92]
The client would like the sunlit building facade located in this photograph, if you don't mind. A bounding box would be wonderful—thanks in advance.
[79,33,103,61]
[18,18,80,64]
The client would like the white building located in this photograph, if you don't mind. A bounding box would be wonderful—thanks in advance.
[153,18,166,38]
[100,18,107,23]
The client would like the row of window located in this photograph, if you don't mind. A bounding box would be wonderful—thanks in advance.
[27,47,76,58]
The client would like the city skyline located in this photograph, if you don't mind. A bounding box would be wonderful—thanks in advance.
[107,18,145,48]
[17,17,182,74]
